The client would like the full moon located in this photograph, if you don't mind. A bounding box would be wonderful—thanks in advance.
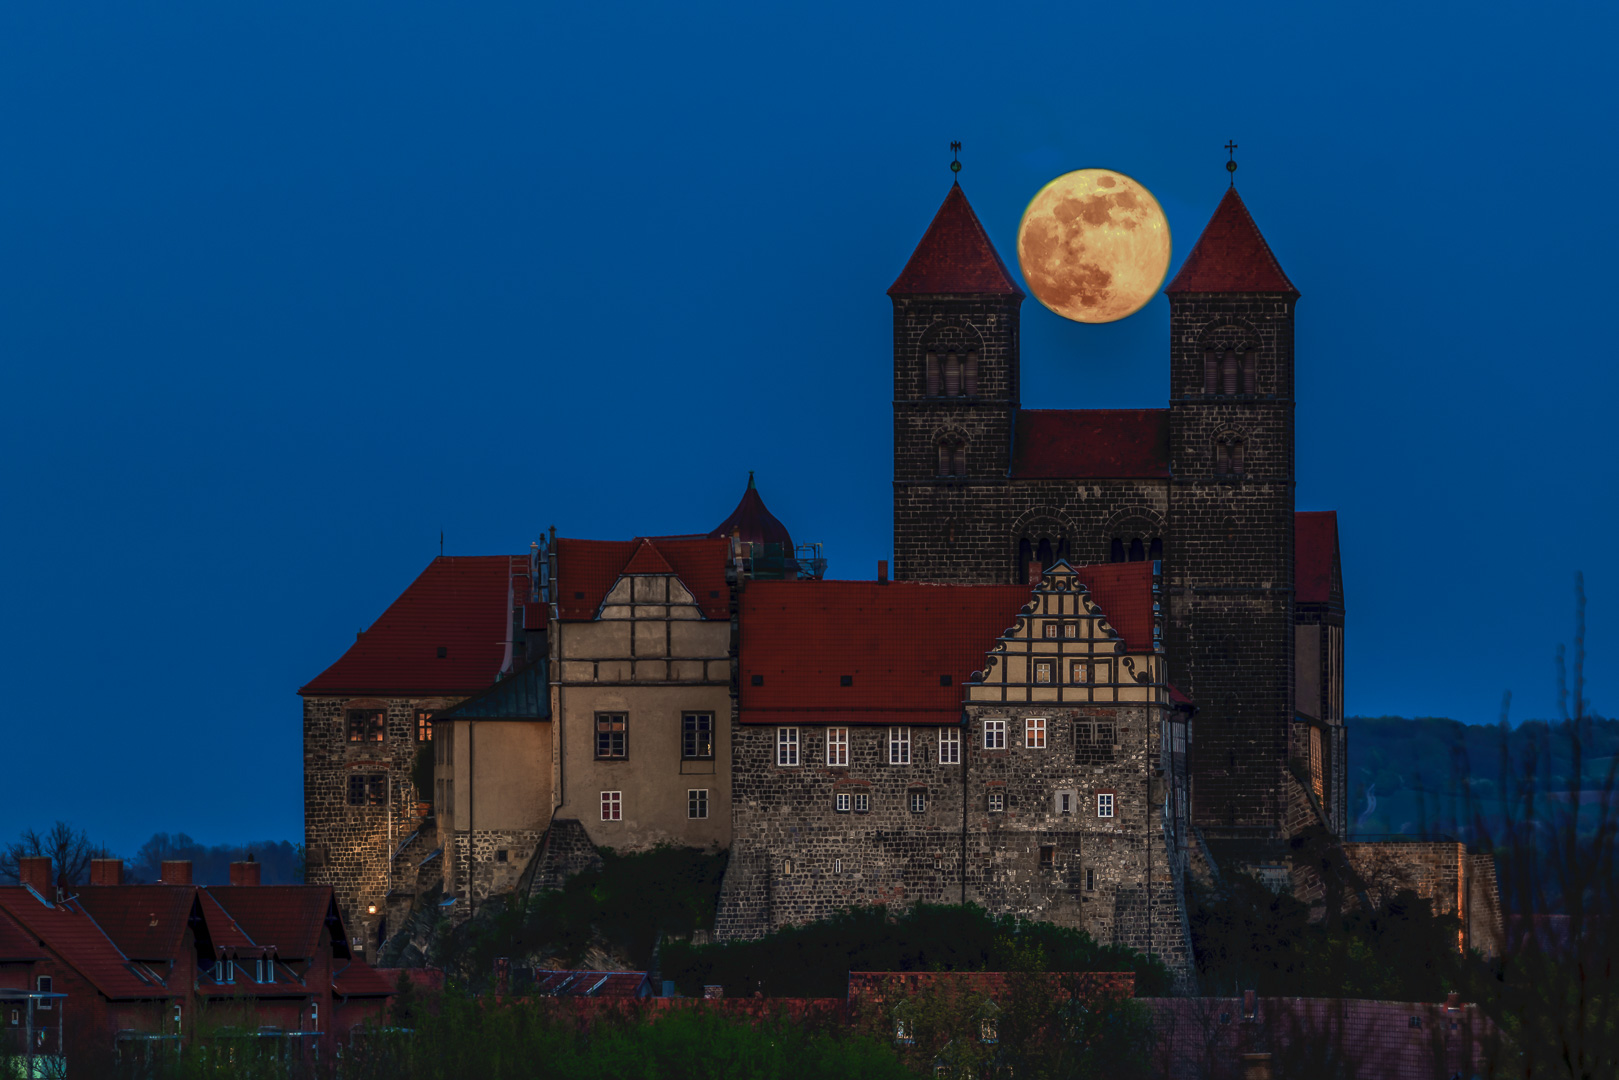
[1016,169,1171,324]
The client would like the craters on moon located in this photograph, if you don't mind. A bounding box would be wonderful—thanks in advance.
[1016,169,1171,324]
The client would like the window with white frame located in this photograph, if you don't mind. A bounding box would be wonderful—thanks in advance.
[776,727,800,767]
[888,727,911,765]
[1070,660,1089,684]
[1034,660,1054,684]
[688,789,708,819]
[1043,623,1058,639]
[1171,721,1186,754]
[601,791,622,821]
[938,727,960,764]
[853,792,870,813]
[1097,792,1114,818]
[836,792,851,813]
[909,791,926,813]
[827,727,849,767]
[984,719,1007,750]
[1063,623,1078,638]
[987,791,1005,813]
[1026,717,1047,749]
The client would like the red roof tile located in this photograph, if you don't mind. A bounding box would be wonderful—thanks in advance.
[621,538,676,576]
[333,961,397,998]
[72,886,199,962]
[1074,562,1157,653]
[1296,511,1340,606]
[889,184,1023,297]
[1011,410,1170,479]
[709,473,795,550]
[205,887,345,961]
[848,971,1134,1003]
[533,970,652,998]
[1165,187,1297,295]
[300,556,514,696]
[197,889,257,951]
[0,888,174,999]
[555,537,729,621]
[0,908,46,961]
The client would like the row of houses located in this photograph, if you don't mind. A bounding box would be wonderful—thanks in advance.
[0,855,392,1064]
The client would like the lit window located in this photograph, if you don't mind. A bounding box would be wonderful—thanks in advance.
[1026,718,1047,748]
[346,710,384,743]
[1034,661,1053,685]
[1039,845,1055,868]
[1043,623,1058,639]
[687,789,708,819]
[987,791,1005,813]
[776,728,800,767]
[1310,727,1324,799]
[1070,661,1089,684]
[909,791,927,814]
[683,714,714,760]
[595,713,628,759]
[1063,623,1078,639]
[783,860,793,875]
[938,727,960,765]
[601,791,622,821]
[1098,793,1114,818]
[853,792,870,813]
[895,1018,913,1044]
[415,709,434,742]
[347,774,385,807]
[984,719,1007,750]
[980,1018,998,1044]
[836,792,851,813]
[888,727,911,765]
[827,727,849,767]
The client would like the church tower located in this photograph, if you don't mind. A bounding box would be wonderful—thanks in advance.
[890,182,1024,582]
[1163,185,1300,846]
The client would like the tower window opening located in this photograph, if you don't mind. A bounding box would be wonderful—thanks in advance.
[927,351,979,398]
[1242,351,1257,394]
[1149,537,1163,561]
[1128,538,1145,562]
[1036,537,1054,569]
[943,354,961,396]
[926,353,940,397]
[1204,348,1218,393]
[1110,538,1125,563]
[1222,350,1239,395]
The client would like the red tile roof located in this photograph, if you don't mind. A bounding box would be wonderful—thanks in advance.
[889,184,1023,297]
[709,473,795,550]
[197,889,257,951]
[0,888,174,1000]
[739,565,1154,726]
[300,556,513,696]
[848,971,1135,1003]
[555,537,729,621]
[72,886,199,962]
[333,961,397,998]
[1296,511,1340,606]
[0,908,46,961]
[205,887,345,961]
[532,970,652,998]
[1165,187,1297,295]
[621,538,676,576]
[1011,410,1170,479]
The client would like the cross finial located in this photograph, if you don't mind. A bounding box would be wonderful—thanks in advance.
[950,141,962,177]
[1225,140,1238,185]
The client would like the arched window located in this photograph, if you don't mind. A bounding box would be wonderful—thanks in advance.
[1110,537,1125,563]
[936,439,966,478]
[1148,537,1163,561]
[1018,538,1033,582]
[1203,348,1218,394]
[1036,537,1054,569]
[1216,435,1246,478]
[1242,351,1257,394]
[1128,538,1145,562]
[925,351,980,398]
[1222,350,1239,395]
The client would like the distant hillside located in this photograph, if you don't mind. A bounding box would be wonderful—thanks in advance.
[1349,715,1619,843]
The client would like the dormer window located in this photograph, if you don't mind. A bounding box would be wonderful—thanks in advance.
[925,351,979,398]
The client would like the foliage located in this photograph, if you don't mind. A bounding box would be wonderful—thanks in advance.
[664,903,1170,999]
[129,833,302,886]
[0,820,110,888]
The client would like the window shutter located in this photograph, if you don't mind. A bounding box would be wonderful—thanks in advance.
[937,443,950,477]
[1216,441,1229,476]
[944,355,961,397]
[1232,439,1245,476]
[952,445,966,477]
[1223,351,1238,395]
[964,353,979,396]
[1242,351,1257,394]
[1204,349,1217,393]
[925,353,940,397]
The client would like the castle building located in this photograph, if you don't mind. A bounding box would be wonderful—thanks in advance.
[887,180,1345,860]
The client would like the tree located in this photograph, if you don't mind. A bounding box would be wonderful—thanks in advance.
[0,821,110,890]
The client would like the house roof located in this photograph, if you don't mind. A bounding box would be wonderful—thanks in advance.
[196,889,257,951]
[0,888,174,1000]
[532,970,651,998]
[71,886,205,963]
[205,886,347,961]
[554,537,730,621]
[1165,186,1297,295]
[437,656,550,721]
[1011,409,1171,480]
[1296,511,1340,606]
[0,908,46,962]
[333,962,397,998]
[709,473,795,551]
[739,564,1154,726]
[300,556,514,696]
[889,184,1023,297]
[847,971,1135,1003]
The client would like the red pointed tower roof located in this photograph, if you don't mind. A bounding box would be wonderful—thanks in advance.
[889,184,1023,297]
[1166,186,1297,295]
[709,472,794,550]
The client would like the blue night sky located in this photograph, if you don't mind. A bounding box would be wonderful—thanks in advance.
[2,2,1613,853]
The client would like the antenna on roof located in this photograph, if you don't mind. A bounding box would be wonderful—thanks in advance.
[1225,140,1238,186]
[950,141,962,179]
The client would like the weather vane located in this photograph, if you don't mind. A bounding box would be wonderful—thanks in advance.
[950,141,962,175]
[1225,140,1238,185]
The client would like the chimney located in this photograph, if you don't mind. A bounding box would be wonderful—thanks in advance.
[229,859,261,887]
[160,860,194,885]
[18,857,51,896]
[1446,991,1461,1012]
[877,560,888,584]
[90,858,124,886]
[1029,562,1043,587]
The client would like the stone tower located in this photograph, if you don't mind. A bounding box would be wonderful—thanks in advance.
[1162,186,1299,846]
[890,183,1025,583]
